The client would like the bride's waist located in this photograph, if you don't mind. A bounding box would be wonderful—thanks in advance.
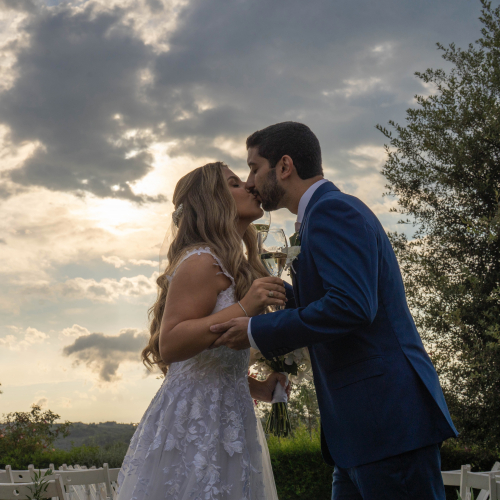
[166,347,249,380]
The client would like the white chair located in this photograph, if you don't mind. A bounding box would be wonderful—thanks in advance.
[442,468,461,488]
[443,463,500,500]
[106,466,119,498]
[0,465,15,483]
[0,474,67,499]
[57,464,112,500]
[477,463,500,500]
[10,468,33,483]
[491,478,500,500]
[454,465,498,500]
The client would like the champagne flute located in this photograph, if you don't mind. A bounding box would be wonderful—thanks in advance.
[252,211,271,233]
[253,211,271,253]
[259,229,288,310]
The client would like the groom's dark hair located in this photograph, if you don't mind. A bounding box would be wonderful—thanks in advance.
[246,122,323,179]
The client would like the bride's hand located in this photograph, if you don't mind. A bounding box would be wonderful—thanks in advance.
[248,372,291,403]
[240,277,287,316]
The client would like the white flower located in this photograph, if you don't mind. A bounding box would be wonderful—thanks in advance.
[164,433,176,451]
[285,245,301,266]
[224,390,236,407]
[222,426,244,456]
[189,390,205,420]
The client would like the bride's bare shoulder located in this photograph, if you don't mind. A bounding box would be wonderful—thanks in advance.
[170,251,231,292]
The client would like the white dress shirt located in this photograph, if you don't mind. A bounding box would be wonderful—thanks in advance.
[247,179,329,349]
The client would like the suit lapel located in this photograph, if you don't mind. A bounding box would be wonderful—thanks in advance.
[298,181,339,240]
[293,181,339,308]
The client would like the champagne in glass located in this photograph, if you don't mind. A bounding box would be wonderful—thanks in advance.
[252,211,271,233]
[259,229,288,310]
[254,211,271,253]
[260,251,287,277]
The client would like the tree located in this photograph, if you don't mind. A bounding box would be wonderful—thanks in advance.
[287,379,320,438]
[377,0,500,448]
[0,404,72,467]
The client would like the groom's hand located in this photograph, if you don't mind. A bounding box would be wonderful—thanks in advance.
[210,317,250,350]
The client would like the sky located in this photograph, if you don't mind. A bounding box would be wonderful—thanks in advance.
[0,0,487,424]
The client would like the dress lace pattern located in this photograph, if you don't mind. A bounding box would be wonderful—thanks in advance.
[116,248,277,500]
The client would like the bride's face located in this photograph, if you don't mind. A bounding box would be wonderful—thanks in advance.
[223,167,263,222]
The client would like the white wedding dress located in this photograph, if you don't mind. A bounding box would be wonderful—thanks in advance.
[116,248,279,500]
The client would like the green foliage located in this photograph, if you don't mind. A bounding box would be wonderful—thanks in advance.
[0,405,72,466]
[440,438,500,472]
[376,0,500,448]
[3,420,500,500]
[25,469,54,500]
[267,425,333,500]
[0,440,129,469]
[457,492,476,500]
[287,379,320,437]
[52,421,137,451]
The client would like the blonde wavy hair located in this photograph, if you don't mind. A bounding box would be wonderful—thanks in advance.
[142,161,269,374]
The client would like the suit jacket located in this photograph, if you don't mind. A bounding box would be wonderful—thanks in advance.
[252,181,458,468]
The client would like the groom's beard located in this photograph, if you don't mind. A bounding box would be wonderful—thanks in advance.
[259,168,286,211]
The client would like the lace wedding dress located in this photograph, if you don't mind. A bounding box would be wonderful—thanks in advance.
[116,248,279,500]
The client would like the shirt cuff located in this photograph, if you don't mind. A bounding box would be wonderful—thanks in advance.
[247,318,259,350]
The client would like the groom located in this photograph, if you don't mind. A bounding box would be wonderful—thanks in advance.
[211,122,457,499]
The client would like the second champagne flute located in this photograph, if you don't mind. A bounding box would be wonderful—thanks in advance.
[259,228,288,310]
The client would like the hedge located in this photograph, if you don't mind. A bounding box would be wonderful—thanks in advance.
[2,427,499,500]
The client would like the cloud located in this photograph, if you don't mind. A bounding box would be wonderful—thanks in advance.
[102,256,158,268]
[60,324,91,338]
[62,328,149,382]
[0,0,482,205]
[0,326,49,350]
[0,0,37,13]
[58,397,72,408]
[23,271,158,303]
[129,259,157,267]
[0,1,164,201]
[74,390,97,401]
[34,396,48,407]
[102,255,126,268]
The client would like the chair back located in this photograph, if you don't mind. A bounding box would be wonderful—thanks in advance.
[477,462,500,500]
[10,468,33,483]
[0,465,15,483]
[0,474,67,499]
[107,465,119,483]
[57,464,113,498]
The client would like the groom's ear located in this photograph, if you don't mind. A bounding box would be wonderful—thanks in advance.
[278,155,294,181]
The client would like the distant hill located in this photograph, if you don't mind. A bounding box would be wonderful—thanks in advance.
[53,421,137,451]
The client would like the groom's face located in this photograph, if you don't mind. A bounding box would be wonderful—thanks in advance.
[246,147,286,211]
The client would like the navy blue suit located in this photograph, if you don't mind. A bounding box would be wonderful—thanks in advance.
[252,182,457,478]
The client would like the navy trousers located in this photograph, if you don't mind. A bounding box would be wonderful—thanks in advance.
[331,443,445,500]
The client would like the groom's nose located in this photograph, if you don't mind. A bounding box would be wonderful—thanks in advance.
[245,176,255,193]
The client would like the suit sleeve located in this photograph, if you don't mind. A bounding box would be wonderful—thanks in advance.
[251,199,378,358]
[284,282,296,310]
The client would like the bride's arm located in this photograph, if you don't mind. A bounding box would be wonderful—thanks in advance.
[159,254,243,364]
[159,254,286,364]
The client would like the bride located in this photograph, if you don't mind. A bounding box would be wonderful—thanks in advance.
[116,161,289,500]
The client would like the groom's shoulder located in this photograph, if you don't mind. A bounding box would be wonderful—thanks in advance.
[312,190,373,219]
[309,190,380,234]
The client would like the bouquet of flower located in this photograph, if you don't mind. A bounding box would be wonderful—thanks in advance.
[250,347,312,437]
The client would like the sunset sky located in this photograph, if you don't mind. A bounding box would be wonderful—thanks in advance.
[0,0,484,424]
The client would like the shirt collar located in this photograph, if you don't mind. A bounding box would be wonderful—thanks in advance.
[296,179,329,224]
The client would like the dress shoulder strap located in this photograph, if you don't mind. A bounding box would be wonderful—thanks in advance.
[165,247,235,285]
